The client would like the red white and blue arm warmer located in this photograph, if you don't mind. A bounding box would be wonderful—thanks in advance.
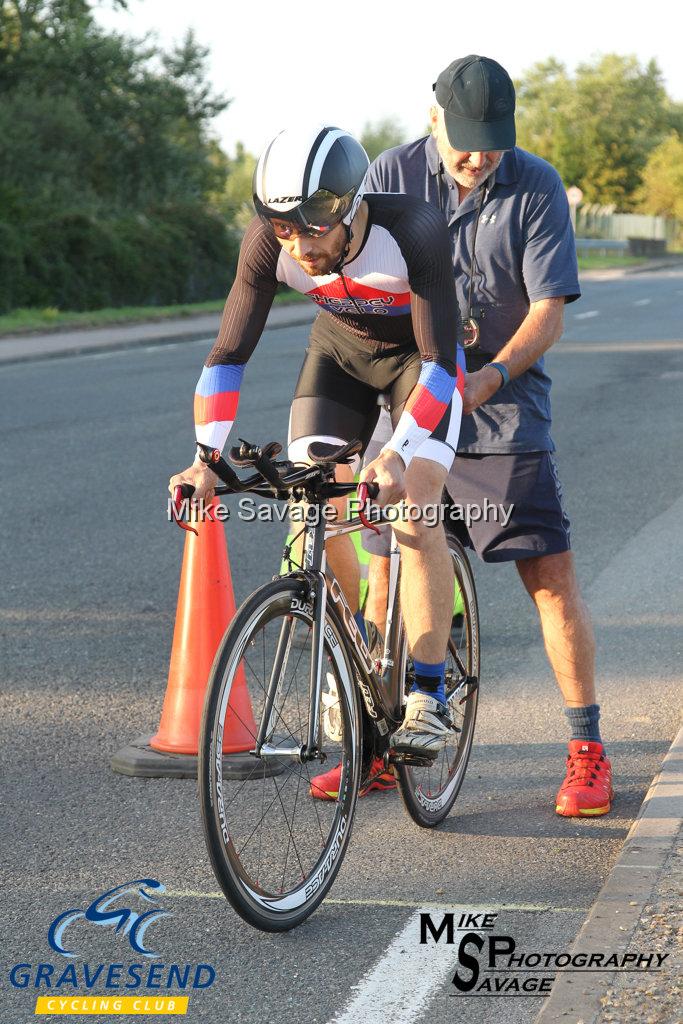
[193,220,279,453]
[194,363,245,451]
[383,352,465,466]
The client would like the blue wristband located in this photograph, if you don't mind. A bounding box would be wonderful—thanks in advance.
[489,361,510,389]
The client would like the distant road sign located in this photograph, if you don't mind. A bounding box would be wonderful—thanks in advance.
[566,186,584,207]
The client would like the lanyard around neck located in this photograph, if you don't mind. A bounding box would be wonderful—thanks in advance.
[437,166,489,324]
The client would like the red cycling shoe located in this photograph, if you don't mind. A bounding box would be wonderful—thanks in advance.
[309,757,396,801]
[555,740,613,817]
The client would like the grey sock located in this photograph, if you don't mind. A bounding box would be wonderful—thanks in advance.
[564,704,603,745]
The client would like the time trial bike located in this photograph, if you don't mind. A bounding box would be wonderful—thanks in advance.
[172,438,480,932]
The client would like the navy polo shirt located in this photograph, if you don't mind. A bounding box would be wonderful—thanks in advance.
[364,136,581,453]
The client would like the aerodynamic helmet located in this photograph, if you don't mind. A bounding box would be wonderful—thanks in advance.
[253,125,369,236]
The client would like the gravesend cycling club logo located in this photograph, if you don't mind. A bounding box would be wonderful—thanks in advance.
[419,911,671,997]
[48,879,170,958]
[8,878,216,1017]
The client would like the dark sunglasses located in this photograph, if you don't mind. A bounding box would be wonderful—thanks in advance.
[255,187,356,239]
[268,219,336,240]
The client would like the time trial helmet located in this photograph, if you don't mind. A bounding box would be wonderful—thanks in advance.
[253,125,369,237]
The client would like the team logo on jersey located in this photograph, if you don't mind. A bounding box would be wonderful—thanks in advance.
[307,280,411,317]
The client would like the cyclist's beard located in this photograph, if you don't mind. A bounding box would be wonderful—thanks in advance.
[294,237,348,277]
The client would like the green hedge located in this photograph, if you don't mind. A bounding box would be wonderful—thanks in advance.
[0,205,238,314]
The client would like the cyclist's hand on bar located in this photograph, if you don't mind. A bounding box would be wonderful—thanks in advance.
[168,460,219,503]
[360,450,406,507]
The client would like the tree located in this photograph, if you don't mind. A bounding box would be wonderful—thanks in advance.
[0,2,230,211]
[514,59,579,184]
[360,117,406,161]
[572,55,672,209]
[515,54,677,209]
[635,133,683,226]
[0,0,239,310]
[219,142,257,233]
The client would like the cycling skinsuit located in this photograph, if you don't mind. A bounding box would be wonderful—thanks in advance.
[194,193,466,470]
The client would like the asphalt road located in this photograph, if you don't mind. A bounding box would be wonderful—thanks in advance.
[1,267,681,1023]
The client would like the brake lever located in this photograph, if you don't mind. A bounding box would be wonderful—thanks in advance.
[171,484,198,535]
[356,481,381,535]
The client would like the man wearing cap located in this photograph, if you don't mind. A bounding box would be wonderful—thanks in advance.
[360,55,613,818]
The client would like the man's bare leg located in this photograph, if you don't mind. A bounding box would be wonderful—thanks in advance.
[517,551,611,816]
[393,458,453,663]
[365,554,390,636]
[516,551,596,707]
[386,457,455,756]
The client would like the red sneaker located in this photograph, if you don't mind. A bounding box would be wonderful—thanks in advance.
[309,757,396,801]
[555,741,613,817]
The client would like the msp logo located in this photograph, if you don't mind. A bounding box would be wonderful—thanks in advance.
[418,911,671,997]
[9,878,216,1017]
[48,879,171,959]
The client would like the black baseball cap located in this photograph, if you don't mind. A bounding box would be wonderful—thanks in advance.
[433,55,516,152]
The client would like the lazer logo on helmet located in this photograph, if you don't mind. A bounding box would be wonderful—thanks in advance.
[267,196,303,204]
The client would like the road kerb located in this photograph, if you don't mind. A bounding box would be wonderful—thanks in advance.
[535,723,683,1023]
[0,303,315,366]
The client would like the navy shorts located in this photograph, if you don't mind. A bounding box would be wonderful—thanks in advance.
[441,451,571,562]
[362,410,570,563]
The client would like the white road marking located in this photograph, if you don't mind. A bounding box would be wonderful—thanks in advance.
[165,891,588,912]
[633,298,652,306]
[553,340,683,354]
[613,864,660,869]
[327,906,473,1024]
[574,310,599,320]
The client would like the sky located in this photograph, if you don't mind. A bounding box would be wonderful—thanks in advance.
[95,0,683,157]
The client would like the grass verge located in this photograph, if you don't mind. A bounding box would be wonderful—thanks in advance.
[0,290,306,337]
[2,250,678,336]
[577,253,644,271]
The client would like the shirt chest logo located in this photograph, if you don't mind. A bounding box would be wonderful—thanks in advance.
[306,278,411,317]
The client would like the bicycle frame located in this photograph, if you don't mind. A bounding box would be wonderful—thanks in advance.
[254,503,405,765]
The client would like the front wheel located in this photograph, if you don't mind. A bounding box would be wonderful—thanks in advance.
[199,577,361,931]
[396,539,480,827]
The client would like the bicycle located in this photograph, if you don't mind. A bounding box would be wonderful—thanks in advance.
[172,437,480,932]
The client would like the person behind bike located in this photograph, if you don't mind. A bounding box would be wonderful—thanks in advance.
[169,124,466,789]
[360,55,613,817]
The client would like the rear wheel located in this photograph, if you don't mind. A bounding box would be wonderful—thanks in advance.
[199,578,361,931]
[396,539,479,827]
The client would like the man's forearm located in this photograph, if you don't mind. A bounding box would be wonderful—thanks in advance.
[492,297,565,380]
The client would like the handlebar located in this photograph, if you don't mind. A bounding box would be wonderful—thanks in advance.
[170,440,380,533]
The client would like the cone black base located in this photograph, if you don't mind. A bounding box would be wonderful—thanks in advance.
[111,735,284,780]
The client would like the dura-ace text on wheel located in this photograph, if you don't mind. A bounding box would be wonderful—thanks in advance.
[199,578,361,932]
[396,538,480,827]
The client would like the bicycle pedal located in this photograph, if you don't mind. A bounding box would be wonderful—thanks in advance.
[387,751,435,768]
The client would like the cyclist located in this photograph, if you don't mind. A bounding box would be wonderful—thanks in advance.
[169,125,466,787]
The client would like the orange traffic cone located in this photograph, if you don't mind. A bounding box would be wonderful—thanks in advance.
[112,498,257,778]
